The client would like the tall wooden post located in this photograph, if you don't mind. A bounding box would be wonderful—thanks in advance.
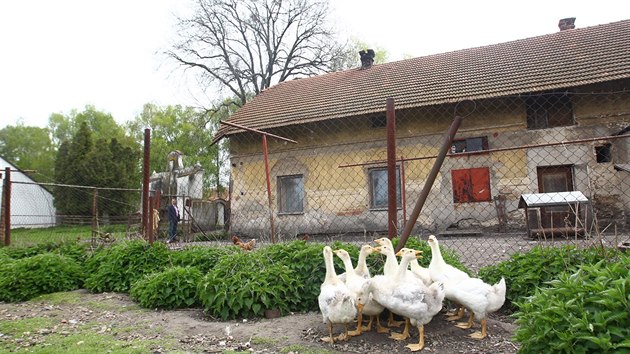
[3,167,10,246]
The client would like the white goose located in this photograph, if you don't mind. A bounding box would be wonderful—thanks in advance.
[367,248,446,351]
[399,247,432,286]
[427,234,470,320]
[338,244,374,282]
[448,277,506,339]
[318,246,357,343]
[334,248,387,335]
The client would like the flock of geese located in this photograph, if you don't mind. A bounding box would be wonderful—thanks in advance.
[318,235,506,352]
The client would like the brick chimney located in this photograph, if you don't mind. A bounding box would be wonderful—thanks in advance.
[359,49,375,69]
[558,17,576,31]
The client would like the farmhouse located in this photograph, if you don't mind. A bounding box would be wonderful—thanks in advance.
[0,156,56,229]
[214,19,630,239]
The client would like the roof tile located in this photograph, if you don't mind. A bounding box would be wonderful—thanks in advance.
[217,19,630,139]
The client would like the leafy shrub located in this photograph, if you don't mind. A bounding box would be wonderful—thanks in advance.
[0,241,89,263]
[478,245,619,311]
[514,255,630,353]
[198,250,302,320]
[130,266,202,309]
[0,253,84,302]
[84,240,170,293]
[170,246,238,274]
[257,240,335,312]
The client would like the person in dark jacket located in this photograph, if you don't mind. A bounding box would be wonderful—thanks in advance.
[167,198,180,243]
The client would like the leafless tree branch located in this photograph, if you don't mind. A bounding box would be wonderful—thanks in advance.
[165,0,343,107]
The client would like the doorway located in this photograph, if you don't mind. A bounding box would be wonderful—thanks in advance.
[537,165,574,229]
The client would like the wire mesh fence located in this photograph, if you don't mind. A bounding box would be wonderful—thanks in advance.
[224,89,630,265]
[2,89,630,269]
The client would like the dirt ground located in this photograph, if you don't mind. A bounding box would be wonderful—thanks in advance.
[0,290,519,353]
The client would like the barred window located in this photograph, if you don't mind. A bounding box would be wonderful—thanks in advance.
[278,175,304,214]
[369,167,401,209]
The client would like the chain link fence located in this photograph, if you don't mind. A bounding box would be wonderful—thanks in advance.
[224,90,630,268]
[2,89,629,270]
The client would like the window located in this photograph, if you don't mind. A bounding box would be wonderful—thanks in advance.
[526,92,574,129]
[451,136,488,154]
[370,115,387,128]
[595,144,612,163]
[451,167,491,203]
[369,167,401,209]
[278,175,304,214]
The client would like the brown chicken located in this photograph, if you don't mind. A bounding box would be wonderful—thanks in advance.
[231,235,256,251]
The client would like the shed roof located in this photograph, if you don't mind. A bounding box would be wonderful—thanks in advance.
[518,191,590,208]
[215,19,630,142]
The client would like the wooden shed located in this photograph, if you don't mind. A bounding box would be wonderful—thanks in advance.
[518,191,592,238]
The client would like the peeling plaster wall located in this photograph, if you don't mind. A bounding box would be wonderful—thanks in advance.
[228,86,630,237]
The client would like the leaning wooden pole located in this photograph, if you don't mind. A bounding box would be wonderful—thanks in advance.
[262,135,277,243]
[396,115,464,252]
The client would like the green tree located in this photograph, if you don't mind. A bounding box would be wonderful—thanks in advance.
[0,123,55,181]
[48,105,131,148]
[126,104,226,195]
[53,122,141,217]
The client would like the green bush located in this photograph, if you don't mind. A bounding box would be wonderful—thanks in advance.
[514,255,630,353]
[0,253,84,302]
[258,240,336,312]
[0,241,89,264]
[84,240,170,293]
[170,246,239,274]
[198,250,302,320]
[478,245,619,311]
[130,266,202,309]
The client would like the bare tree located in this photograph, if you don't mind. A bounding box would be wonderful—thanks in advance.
[167,0,343,107]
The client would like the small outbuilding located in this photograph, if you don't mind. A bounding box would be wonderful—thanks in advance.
[0,156,57,228]
[518,191,592,238]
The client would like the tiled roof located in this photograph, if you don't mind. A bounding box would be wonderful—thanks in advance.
[215,19,630,141]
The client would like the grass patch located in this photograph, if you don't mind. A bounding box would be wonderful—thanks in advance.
[0,317,58,336]
[4,331,170,354]
[31,291,83,305]
[250,336,280,345]
[279,344,334,354]
[8,224,129,247]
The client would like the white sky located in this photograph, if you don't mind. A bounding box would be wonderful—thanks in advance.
[0,0,627,129]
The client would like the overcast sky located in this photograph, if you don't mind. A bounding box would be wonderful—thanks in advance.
[0,0,627,129]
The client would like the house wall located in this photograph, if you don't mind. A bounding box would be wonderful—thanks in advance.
[227,84,630,237]
[0,158,56,228]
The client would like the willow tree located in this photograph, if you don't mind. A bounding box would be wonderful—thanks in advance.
[166,0,343,107]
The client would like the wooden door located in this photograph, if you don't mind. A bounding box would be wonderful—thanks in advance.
[537,165,574,229]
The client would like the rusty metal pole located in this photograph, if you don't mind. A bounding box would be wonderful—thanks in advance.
[396,115,464,252]
[3,168,10,246]
[386,98,397,239]
[142,128,151,240]
[262,135,276,243]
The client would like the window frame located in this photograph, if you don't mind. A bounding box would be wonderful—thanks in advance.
[526,92,574,130]
[277,174,305,215]
[450,136,489,154]
[368,166,402,210]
